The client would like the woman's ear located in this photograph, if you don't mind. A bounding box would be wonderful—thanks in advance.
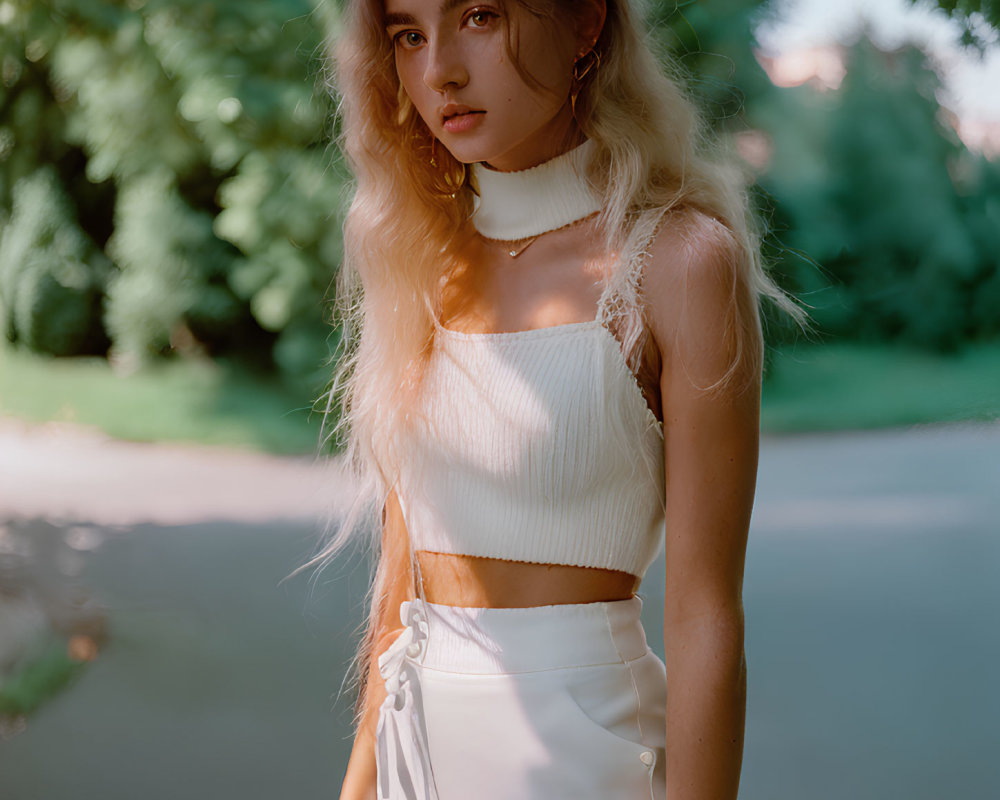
[576,0,607,55]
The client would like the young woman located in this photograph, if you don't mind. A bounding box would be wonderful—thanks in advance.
[303,1,802,798]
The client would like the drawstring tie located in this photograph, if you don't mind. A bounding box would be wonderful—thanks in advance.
[375,599,439,800]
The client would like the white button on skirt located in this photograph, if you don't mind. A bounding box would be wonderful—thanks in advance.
[375,595,667,800]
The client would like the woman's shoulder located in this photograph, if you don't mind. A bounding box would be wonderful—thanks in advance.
[642,205,743,308]
[640,205,754,379]
[645,204,741,274]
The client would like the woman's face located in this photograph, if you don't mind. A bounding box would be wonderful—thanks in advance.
[384,1,583,172]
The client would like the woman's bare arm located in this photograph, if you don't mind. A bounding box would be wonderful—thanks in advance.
[339,488,415,800]
[645,211,761,800]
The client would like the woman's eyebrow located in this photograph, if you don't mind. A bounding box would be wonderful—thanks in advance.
[385,0,470,29]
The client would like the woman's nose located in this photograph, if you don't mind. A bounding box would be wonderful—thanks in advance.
[422,35,468,92]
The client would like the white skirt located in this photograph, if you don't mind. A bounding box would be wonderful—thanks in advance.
[375,595,667,800]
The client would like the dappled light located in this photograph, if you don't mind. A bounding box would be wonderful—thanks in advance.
[0,0,998,797]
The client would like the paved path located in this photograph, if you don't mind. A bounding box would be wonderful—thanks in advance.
[0,417,351,526]
[0,419,997,799]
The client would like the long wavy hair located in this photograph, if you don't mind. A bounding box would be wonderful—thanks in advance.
[293,0,805,725]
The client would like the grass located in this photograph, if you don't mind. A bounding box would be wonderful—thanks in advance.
[762,339,1000,433]
[2,338,999,454]
[0,638,89,719]
[0,342,326,455]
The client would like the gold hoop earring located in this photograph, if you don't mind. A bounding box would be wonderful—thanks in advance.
[427,136,466,198]
[570,48,601,121]
[444,160,466,193]
[573,48,600,83]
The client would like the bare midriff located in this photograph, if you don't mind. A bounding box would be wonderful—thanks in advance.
[415,550,639,608]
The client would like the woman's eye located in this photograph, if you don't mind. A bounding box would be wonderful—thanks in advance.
[467,10,497,28]
[395,31,424,48]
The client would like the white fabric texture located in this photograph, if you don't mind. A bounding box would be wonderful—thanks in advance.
[396,138,667,579]
[398,318,665,578]
[375,597,667,800]
[378,140,673,799]
[469,138,603,240]
[376,601,438,800]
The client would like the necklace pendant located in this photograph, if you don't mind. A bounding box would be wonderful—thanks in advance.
[506,234,540,258]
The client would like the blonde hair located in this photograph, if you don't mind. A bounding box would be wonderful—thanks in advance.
[293,0,805,725]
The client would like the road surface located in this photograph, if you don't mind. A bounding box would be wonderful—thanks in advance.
[0,419,997,799]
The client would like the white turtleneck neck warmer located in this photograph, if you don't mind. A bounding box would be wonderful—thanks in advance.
[469,138,603,241]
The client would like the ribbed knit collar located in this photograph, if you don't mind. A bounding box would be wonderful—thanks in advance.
[469,138,603,241]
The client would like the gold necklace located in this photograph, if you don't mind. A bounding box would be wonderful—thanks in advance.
[489,210,599,258]
[504,234,542,258]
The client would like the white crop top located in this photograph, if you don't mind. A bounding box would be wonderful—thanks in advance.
[395,139,667,579]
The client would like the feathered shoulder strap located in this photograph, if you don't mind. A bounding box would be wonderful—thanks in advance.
[595,205,670,374]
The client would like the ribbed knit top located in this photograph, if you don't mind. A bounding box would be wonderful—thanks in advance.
[395,139,667,580]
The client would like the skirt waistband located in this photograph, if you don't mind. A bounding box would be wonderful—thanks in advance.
[399,595,650,674]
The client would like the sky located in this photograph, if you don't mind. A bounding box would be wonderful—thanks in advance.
[754,0,1000,122]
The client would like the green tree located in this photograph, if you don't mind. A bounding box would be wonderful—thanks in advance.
[651,0,774,126]
[756,33,1000,349]
[914,0,1000,46]
[0,166,109,355]
[0,0,345,375]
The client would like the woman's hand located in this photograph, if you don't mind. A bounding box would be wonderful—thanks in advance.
[339,719,378,800]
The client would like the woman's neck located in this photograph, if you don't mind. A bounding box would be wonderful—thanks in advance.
[476,108,583,172]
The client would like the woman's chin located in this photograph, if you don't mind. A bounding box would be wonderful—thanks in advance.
[437,139,494,167]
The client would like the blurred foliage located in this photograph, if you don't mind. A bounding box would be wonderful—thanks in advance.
[656,0,1000,352]
[0,638,88,718]
[755,34,1000,350]
[916,0,1000,48]
[0,0,997,397]
[104,168,241,361]
[0,166,109,355]
[652,0,775,124]
[0,0,344,381]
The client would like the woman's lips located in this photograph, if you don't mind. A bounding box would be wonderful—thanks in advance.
[443,110,485,133]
